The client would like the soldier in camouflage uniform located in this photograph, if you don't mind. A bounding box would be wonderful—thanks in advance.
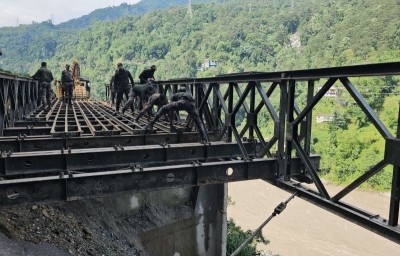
[61,64,74,105]
[32,62,54,110]
[145,88,209,142]
[114,63,134,114]
[134,93,168,122]
[121,83,155,115]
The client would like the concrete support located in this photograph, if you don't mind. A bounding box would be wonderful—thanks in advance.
[100,184,228,256]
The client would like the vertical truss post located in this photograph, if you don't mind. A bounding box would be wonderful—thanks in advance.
[278,80,288,178]
[34,80,39,108]
[249,81,256,139]
[285,80,296,179]
[195,83,201,109]
[212,83,219,131]
[105,83,109,102]
[304,80,314,157]
[227,83,234,142]
[389,104,400,226]
[9,79,16,127]
[189,83,194,96]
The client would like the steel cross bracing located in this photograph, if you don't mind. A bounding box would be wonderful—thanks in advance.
[147,61,400,243]
[1,62,400,243]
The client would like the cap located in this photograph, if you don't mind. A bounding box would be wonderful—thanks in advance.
[151,65,157,70]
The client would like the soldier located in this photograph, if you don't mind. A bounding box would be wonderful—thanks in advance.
[135,93,168,122]
[114,63,134,114]
[31,62,54,110]
[61,64,74,105]
[121,83,155,115]
[139,65,157,84]
[145,87,209,142]
[139,65,159,93]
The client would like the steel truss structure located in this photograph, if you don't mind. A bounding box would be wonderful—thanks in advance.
[1,62,400,243]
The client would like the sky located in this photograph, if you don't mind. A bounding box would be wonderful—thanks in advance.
[0,0,141,27]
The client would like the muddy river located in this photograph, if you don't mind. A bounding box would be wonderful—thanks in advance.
[228,180,400,256]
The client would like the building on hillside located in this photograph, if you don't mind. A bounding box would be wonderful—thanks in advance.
[316,114,334,123]
[197,59,217,71]
[317,86,342,97]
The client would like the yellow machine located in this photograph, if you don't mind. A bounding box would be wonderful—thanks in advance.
[56,60,91,100]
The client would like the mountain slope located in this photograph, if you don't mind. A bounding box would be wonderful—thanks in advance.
[57,0,212,29]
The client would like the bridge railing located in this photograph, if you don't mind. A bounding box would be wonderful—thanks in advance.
[154,62,400,242]
[0,71,39,135]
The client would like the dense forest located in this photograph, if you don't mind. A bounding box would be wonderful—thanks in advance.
[0,0,399,190]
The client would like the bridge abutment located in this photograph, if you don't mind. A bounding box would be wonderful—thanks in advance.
[100,184,227,255]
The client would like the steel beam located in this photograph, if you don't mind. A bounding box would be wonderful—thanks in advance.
[0,142,258,175]
[389,106,400,226]
[340,77,394,139]
[385,138,400,166]
[157,62,400,84]
[266,179,400,244]
[0,159,276,207]
[0,132,217,152]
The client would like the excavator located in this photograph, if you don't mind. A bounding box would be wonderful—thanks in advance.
[55,60,91,100]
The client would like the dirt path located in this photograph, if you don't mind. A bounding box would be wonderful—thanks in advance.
[228,180,400,256]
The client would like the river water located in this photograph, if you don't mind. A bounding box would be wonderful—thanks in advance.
[228,180,400,256]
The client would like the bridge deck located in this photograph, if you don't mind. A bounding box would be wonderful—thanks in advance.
[0,100,310,208]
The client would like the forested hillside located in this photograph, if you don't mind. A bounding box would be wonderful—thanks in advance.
[0,0,399,190]
[57,0,211,29]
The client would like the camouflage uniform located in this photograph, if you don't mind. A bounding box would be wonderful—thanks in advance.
[114,67,134,112]
[135,93,168,122]
[32,64,53,110]
[145,92,209,142]
[61,68,74,105]
[122,83,155,115]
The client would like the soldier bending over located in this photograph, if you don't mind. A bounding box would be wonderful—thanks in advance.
[145,89,209,142]
[135,93,168,122]
[121,83,155,115]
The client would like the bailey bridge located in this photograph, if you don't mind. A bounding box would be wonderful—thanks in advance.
[0,62,399,254]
